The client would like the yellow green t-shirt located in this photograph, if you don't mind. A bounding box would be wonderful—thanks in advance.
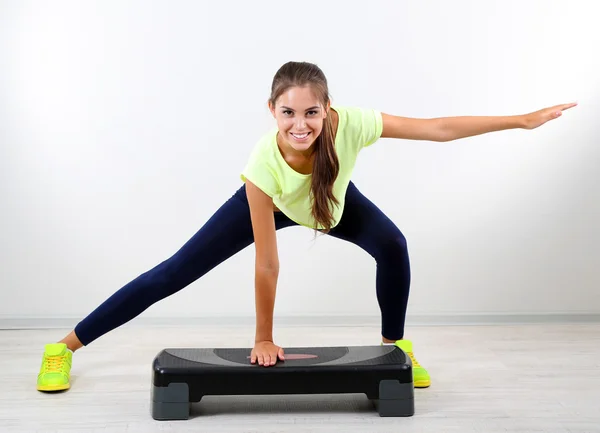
[240,106,383,229]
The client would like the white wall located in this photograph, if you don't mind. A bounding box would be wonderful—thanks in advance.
[1,0,598,327]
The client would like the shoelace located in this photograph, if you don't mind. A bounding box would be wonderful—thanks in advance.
[44,355,65,372]
[407,352,421,367]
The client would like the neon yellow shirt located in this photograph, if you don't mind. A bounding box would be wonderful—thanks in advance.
[241,106,383,229]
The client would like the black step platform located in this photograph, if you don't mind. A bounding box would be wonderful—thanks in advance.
[151,345,414,419]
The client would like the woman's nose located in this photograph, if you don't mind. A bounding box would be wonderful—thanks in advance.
[295,118,307,129]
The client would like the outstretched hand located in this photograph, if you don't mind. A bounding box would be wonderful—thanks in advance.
[522,102,577,130]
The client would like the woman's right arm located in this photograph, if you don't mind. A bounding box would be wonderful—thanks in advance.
[245,180,280,346]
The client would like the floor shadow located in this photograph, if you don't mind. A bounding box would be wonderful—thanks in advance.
[188,394,379,418]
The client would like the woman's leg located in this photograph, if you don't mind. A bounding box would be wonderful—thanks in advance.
[72,184,297,347]
[327,181,411,341]
[327,181,430,387]
[39,184,298,391]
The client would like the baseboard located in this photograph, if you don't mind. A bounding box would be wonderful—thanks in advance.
[1,312,599,330]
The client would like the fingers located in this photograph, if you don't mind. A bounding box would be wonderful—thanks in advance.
[558,102,577,111]
[261,353,274,367]
[260,351,282,366]
[253,352,271,367]
[250,351,268,366]
[251,344,284,367]
[543,102,577,122]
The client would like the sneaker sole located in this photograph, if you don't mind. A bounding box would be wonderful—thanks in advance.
[414,379,431,388]
[37,383,70,392]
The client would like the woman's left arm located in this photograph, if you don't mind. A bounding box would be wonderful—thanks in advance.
[381,102,577,142]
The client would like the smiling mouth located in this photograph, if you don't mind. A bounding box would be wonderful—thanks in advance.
[291,132,310,140]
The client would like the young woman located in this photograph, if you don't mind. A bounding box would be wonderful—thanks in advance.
[36,61,576,392]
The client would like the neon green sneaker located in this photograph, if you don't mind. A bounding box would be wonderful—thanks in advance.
[37,343,72,392]
[393,339,431,388]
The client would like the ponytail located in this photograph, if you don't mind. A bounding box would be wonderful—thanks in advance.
[310,112,339,233]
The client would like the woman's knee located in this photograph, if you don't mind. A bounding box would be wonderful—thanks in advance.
[138,257,187,297]
[372,231,409,263]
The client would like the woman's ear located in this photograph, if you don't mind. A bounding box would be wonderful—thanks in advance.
[267,100,276,118]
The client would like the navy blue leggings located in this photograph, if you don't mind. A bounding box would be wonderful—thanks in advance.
[74,181,411,345]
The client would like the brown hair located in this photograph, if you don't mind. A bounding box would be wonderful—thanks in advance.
[269,61,339,233]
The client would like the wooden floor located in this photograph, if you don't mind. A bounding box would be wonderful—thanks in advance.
[1,323,600,432]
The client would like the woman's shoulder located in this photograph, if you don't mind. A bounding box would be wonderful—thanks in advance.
[332,105,383,147]
[248,127,278,156]
[333,105,381,126]
[241,128,282,196]
[243,128,282,174]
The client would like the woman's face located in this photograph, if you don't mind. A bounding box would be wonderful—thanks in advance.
[269,85,329,154]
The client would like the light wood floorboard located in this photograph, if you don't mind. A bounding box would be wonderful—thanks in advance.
[1,323,599,432]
